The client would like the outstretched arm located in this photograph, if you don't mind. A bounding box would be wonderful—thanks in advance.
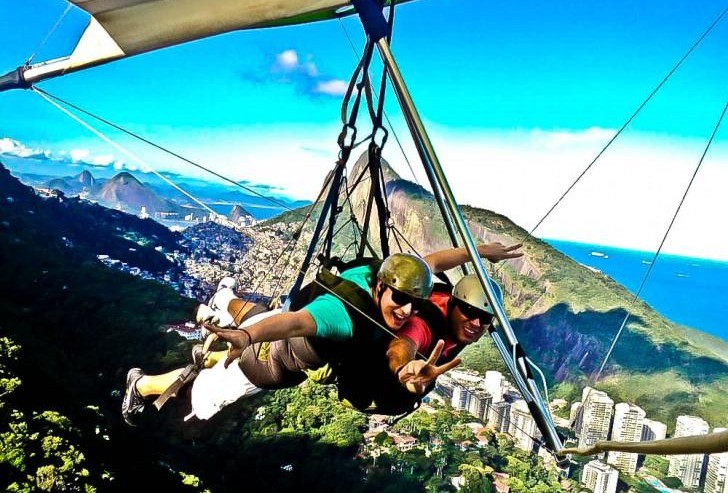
[559,430,728,457]
[208,310,316,367]
[424,242,523,274]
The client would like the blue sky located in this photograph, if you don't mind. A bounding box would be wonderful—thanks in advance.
[1,0,727,258]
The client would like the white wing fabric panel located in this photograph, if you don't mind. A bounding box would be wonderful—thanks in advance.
[68,0,352,57]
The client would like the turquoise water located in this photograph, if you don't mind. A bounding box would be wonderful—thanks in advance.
[546,239,728,341]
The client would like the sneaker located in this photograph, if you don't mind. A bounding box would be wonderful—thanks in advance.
[121,368,146,426]
[209,277,236,312]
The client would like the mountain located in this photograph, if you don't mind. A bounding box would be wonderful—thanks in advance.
[270,153,728,428]
[3,155,311,221]
[76,169,95,190]
[97,171,179,215]
[228,203,254,225]
[37,168,182,217]
[0,158,653,492]
[46,176,73,191]
[44,170,96,195]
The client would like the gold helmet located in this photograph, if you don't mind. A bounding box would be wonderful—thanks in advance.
[452,274,503,315]
[377,253,433,299]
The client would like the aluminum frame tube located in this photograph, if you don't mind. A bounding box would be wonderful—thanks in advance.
[376,37,562,453]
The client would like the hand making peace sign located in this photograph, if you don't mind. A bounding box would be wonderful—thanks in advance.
[397,339,461,395]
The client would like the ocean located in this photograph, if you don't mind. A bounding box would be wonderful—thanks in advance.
[546,239,728,341]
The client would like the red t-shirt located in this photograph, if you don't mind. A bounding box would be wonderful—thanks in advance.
[399,291,460,361]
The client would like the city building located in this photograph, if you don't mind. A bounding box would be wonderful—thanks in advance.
[452,384,470,411]
[642,418,667,442]
[578,388,614,451]
[484,370,505,403]
[607,403,646,474]
[489,400,511,433]
[467,389,492,421]
[392,434,417,452]
[167,322,203,341]
[434,375,454,401]
[509,399,538,453]
[668,415,710,490]
[581,460,619,493]
[450,369,483,386]
[704,428,728,493]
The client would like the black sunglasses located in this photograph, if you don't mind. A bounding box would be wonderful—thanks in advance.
[455,299,494,326]
[385,285,426,310]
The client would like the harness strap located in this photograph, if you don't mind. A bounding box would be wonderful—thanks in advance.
[231,299,268,326]
[153,363,201,411]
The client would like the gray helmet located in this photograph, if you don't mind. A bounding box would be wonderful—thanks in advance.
[452,274,503,315]
[377,253,433,299]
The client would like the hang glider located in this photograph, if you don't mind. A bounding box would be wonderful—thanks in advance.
[0,0,564,455]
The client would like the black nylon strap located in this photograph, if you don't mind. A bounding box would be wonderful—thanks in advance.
[152,364,200,411]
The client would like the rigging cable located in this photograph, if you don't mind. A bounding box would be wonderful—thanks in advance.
[31,87,305,219]
[527,4,728,238]
[593,98,728,380]
[26,3,72,65]
[33,87,219,218]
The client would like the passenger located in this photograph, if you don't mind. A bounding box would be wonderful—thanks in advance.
[386,274,504,400]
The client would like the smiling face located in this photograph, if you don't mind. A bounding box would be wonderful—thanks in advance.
[448,299,490,345]
[374,281,420,330]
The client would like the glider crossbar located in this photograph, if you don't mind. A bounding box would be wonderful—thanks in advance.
[561,429,728,457]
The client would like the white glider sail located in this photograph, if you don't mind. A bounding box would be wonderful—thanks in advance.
[1,0,368,90]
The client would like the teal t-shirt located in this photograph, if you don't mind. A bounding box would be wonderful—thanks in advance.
[303,265,374,339]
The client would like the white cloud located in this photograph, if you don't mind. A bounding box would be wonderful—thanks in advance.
[302,62,318,77]
[1,136,129,170]
[409,127,728,260]
[530,127,616,149]
[90,154,115,166]
[314,79,348,96]
[0,137,46,158]
[70,149,90,162]
[275,50,299,71]
[264,49,342,98]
